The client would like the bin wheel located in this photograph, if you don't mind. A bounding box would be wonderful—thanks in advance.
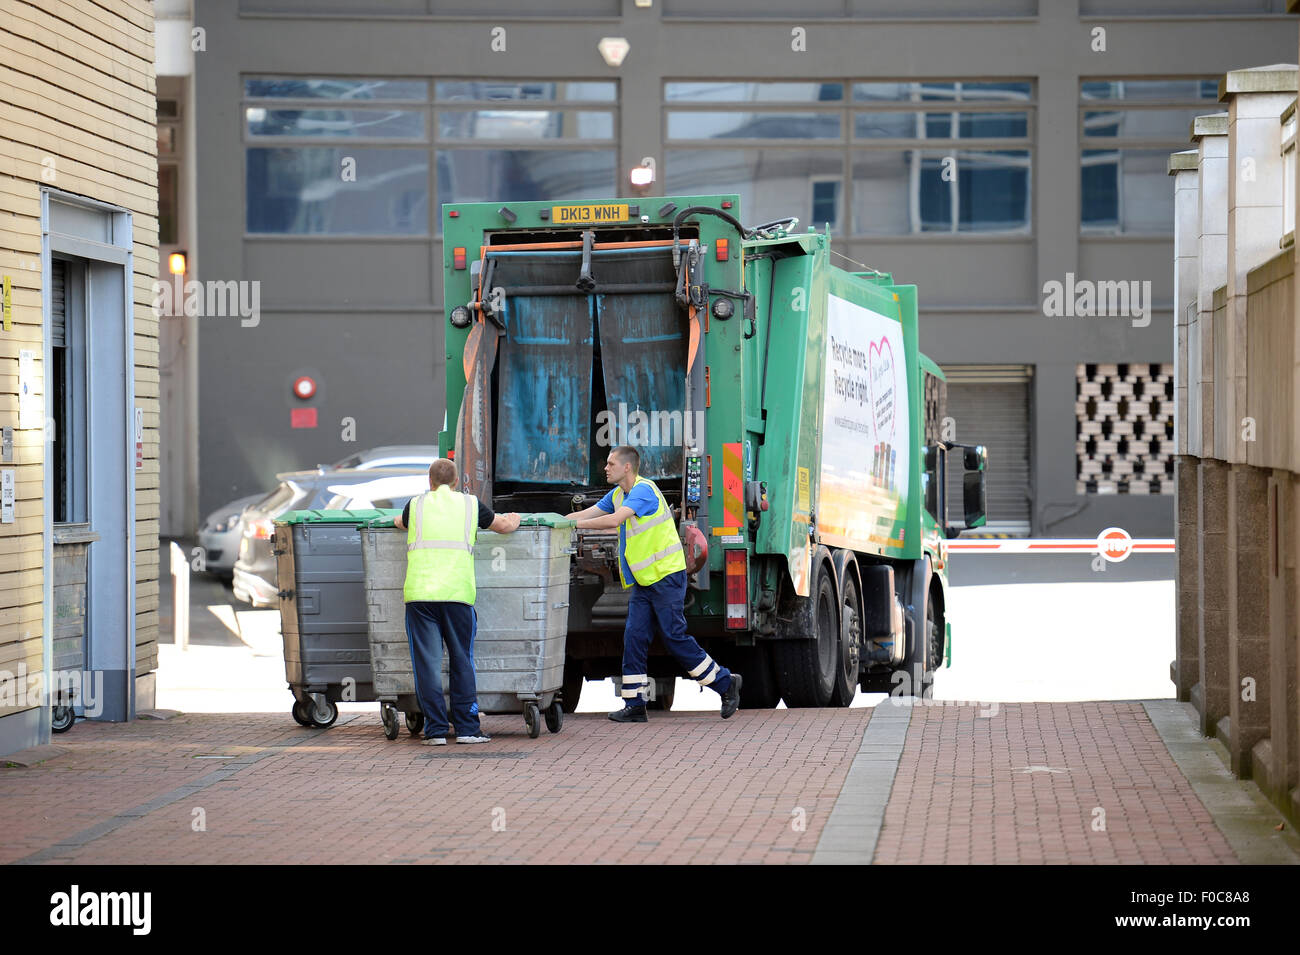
[51,705,75,734]
[310,698,338,729]
[291,700,314,727]
[524,702,541,739]
[381,704,400,740]
[544,700,563,734]
[405,711,424,736]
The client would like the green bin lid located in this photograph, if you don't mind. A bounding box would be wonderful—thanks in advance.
[517,512,576,528]
[276,508,401,526]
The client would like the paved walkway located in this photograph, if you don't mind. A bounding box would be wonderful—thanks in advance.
[3,698,1295,865]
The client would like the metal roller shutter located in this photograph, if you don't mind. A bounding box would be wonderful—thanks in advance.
[941,364,1032,536]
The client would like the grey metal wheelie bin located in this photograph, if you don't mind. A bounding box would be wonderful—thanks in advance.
[274,508,399,728]
[361,513,575,740]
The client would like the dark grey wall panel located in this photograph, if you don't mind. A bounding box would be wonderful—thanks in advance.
[844,239,1036,306]
[1079,238,1176,306]
[240,0,428,13]
[242,241,435,308]
[199,312,442,507]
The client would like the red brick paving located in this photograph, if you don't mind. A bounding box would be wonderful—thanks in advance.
[1,708,868,864]
[872,702,1239,865]
[1,702,1246,864]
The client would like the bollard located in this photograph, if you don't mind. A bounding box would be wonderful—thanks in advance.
[170,540,190,651]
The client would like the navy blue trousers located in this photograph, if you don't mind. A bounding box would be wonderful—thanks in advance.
[405,601,481,738]
[621,570,732,706]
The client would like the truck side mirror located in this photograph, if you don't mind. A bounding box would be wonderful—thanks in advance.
[922,445,937,471]
[963,471,987,529]
[963,445,987,472]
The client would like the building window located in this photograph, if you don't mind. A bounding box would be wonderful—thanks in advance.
[242,77,618,236]
[50,257,88,524]
[434,80,618,222]
[1079,78,1220,234]
[158,164,178,245]
[663,79,1032,237]
[1076,363,1174,495]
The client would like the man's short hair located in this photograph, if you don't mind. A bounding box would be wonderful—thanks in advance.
[611,445,640,473]
[428,458,458,489]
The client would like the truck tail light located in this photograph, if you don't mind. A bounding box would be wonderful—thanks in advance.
[724,549,748,630]
[453,247,467,269]
[248,519,275,540]
[715,238,729,261]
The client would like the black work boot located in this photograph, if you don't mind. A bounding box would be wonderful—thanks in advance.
[608,705,648,723]
[720,673,743,719]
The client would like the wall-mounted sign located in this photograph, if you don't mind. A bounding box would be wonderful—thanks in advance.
[1,470,14,524]
[18,349,39,429]
[2,275,11,331]
[1,427,11,463]
[135,407,144,470]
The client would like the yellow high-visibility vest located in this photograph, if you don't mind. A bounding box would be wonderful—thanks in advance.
[404,486,477,604]
[615,477,685,588]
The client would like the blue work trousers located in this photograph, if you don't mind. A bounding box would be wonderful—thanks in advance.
[621,570,732,706]
[405,601,481,738]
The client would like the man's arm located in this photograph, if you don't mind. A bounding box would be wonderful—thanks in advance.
[489,511,521,533]
[576,505,636,530]
[564,503,606,522]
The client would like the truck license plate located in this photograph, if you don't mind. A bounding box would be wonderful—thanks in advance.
[551,203,629,224]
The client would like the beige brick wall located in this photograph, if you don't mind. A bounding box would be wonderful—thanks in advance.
[0,0,159,717]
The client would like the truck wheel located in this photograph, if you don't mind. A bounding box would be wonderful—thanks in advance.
[561,657,583,713]
[733,644,780,709]
[773,549,838,707]
[900,562,938,700]
[830,565,863,707]
[647,677,676,711]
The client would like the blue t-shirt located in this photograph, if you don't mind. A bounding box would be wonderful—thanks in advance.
[596,481,660,583]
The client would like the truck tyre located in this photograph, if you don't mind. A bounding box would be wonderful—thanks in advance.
[732,644,780,709]
[773,548,838,707]
[830,556,863,707]
[900,559,938,699]
[561,657,584,713]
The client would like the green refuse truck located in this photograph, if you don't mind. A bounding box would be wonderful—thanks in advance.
[439,195,987,710]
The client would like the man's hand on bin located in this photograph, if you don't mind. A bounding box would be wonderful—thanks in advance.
[490,512,522,534]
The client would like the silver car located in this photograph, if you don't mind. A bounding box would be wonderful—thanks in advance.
[202,446,439,581]
[197,493,264,580]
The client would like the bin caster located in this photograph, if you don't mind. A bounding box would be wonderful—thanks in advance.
[310,697,338,729]
[51,705,75,734]
[291,699,314,727]
[544,700,563,734]
[524,702,541,739]
[381,704,400,740]
[405,711,424,736]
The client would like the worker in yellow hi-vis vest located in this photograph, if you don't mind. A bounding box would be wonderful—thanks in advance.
[394,458,520,745]
[566,445,742,722]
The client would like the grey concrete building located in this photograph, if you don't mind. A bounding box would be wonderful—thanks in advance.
[175,0,1297,539]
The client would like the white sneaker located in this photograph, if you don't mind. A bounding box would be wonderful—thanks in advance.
[422,736,447,746]
[455,732,491,744]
